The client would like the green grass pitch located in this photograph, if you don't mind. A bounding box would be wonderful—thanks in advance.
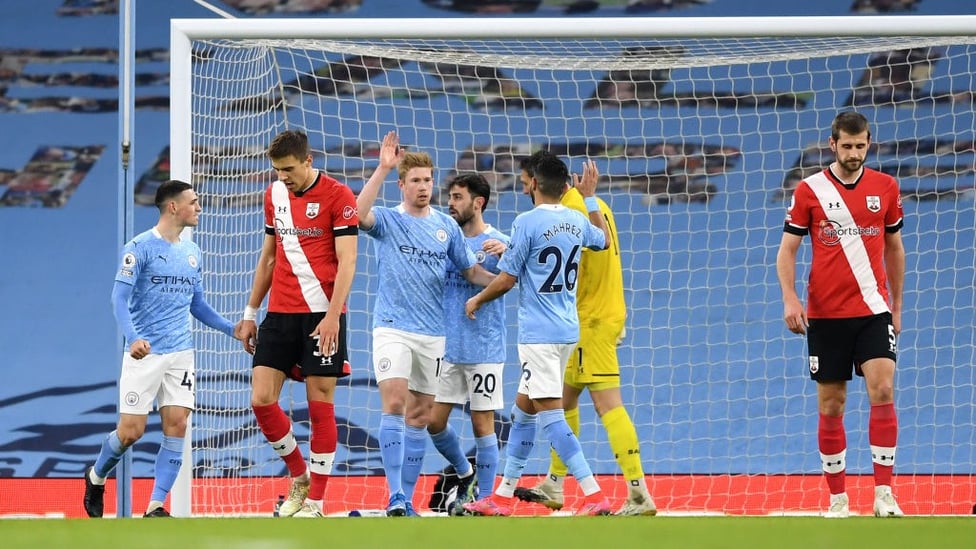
[3,516,973,548]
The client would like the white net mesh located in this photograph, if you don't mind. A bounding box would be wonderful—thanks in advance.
[185,27,976,516]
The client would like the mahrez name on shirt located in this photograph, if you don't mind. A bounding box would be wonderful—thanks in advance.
[542,222,582,241]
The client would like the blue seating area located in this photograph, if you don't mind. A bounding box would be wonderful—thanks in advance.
[0,0,974,483]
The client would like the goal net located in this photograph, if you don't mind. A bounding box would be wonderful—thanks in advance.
[173,16,976,516]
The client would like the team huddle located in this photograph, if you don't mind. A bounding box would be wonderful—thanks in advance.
[83,111,904,519]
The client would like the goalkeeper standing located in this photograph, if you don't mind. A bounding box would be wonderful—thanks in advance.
[513,154,657,516]
[235,130,359,518]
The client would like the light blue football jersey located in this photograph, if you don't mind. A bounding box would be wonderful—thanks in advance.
[443,226,510,364]
[497,204,606,344]
[366,205,477,336]
[114,229,203,354]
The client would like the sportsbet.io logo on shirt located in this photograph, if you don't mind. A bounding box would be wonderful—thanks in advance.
[274,217,325,239]
[816,219,880,246]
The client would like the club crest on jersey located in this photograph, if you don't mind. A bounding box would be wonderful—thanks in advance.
[187,255,198,268]
[435,229,448,242]
[866,195,881,212]
[306,203,320,218]
[475,250,487,263]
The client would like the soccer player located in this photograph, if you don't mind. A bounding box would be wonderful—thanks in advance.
[462,151,613,517]
[513,156,657,516]
[431,173,511,515]
[83,180,237,518]
[357,131,495,516]
[235,130,359,518]
[775,111,906,519]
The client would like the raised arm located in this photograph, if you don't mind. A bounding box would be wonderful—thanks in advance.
[573,159,610,250]
[357,130,404,230]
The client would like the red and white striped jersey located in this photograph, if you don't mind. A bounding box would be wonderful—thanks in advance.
[784,166,903,319]
[263,171,359,313]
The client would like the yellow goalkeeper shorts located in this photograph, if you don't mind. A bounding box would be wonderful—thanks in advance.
[564,324,622,389]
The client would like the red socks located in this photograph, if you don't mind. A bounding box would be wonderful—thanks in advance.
[253,402,307,478]
[869,403,898,486]
[818,413,847,495]
[308,400,338,501]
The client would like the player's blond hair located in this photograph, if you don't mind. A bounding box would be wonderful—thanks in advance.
[398,151,434,180]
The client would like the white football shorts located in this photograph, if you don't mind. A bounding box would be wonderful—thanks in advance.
[435,361,505,411]
[372,327,445,396]
[516,343,575,400]
[118,348,195,415]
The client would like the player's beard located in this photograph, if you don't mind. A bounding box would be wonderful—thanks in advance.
[841,157,863,173]
[451,208,473,228]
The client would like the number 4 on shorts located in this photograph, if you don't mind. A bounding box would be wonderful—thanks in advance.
[181,371,194,392]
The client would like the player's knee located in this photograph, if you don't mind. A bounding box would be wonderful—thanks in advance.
[819,398,845,416]
[470,412,495,437]
[165,417,188,437]
[591,392,624,417]
[250,390,278,408]
[382,395,407,416]
[405,407,429,427]
[427,417,447,434]
[869,382,894,404]
[116,424,145,446]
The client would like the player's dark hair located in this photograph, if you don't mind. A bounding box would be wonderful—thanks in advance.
[268,130,310,161]
[155,179,193,210]
[518,154,536,177]
[528,150,569,198]
[831,111,871,141]
[449,172,491,212]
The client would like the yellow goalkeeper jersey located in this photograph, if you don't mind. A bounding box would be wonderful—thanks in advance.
[561,187,627,329]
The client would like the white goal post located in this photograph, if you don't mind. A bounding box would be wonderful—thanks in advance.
[171,16,976,517]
